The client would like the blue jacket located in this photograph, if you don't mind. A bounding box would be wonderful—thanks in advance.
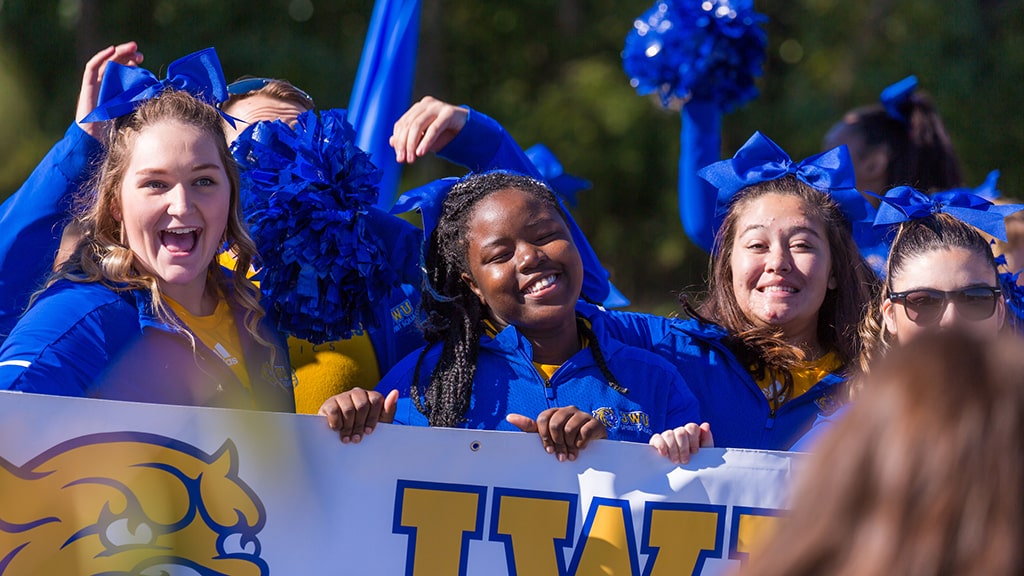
[0,279,295,412]
[376,304,701,443]
[0,122,101,341]
[593,308,846,450]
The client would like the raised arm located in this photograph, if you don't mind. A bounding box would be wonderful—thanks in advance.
[0,42,143,340]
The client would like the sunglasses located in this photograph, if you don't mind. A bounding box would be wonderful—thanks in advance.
[226,77,315,108]
[888,286,1002,325]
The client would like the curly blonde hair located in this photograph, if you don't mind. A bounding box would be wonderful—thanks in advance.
[47,90,272,356]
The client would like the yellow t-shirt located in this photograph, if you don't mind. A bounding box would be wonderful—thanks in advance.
[288,333,381,414]
[166,296,252,395]
[754,351,841,405]
[217,250,383,414]
[482,319,588,383]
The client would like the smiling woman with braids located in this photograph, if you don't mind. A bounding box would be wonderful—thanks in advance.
[319,171,704,463]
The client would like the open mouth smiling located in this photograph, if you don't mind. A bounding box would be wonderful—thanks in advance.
[160,227,201,254]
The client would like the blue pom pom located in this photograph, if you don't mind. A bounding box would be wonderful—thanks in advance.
[623,0,767,112]
[232,109,394,344]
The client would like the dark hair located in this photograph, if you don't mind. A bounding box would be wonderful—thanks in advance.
[692,176,877,410]
[836,92,962,192]
[858,213,999,373]
[411,171,621,427]
[738,331,1024,576]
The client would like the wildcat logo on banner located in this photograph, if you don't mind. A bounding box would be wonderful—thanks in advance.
[0,390,797,575]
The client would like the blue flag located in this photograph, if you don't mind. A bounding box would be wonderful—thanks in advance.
[348,0,422,209]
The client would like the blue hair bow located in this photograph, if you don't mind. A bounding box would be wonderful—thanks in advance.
[994,254,1024,332]
[391,177,458,237]
[525,144,591,207]
[871,185,1024,242]
[880,75,917,125]
[698,131,866,224]
[82,47,229,123]
[962,169,1001,202]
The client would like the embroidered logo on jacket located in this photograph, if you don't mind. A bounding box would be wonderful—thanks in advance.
[390,299,416,333]
[592,408,652,435]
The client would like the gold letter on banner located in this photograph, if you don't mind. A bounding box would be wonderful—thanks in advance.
[640,503,725,575]
[394,481,486,576]
[567,498,640,575]
[490,488,576,576]
[729,507,784,566]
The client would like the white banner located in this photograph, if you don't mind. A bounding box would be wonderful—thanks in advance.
[0,390,798,575]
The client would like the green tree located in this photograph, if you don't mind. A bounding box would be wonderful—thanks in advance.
[1,0,1021,313]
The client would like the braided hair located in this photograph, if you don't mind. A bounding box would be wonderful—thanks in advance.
[411,171,622,427]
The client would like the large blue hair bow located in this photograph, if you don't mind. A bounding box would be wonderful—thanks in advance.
[82,47,229,123]
[871,185,1024,242]
[880,75,917,125]
[698,131,867,225]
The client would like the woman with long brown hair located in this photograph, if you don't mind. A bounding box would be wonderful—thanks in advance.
[596,132,878,450]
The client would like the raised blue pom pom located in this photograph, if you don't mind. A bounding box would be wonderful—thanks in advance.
[232,109,394,344]
[623,0,767,112]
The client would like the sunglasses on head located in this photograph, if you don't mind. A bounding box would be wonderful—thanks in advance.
[226,77,315,108]
[888,286,1002,325]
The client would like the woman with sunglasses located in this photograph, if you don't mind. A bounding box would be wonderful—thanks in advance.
[791,186,1021,450]
[860,189,1019,368]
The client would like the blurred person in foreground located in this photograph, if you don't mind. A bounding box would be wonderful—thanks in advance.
[738,330,1023,576]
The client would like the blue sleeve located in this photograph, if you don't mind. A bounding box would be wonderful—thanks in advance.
[366,283,425,375]
[438,110,623,306]
[664,370,702,428]
[0,123,102,340]
[678,101,721,253]
[437,108,543,178]
[0,288,134,396]
[361,205,424,287]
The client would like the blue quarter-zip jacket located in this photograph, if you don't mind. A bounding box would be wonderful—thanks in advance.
[0,279,295,412]
[592,306,846,450]
[376,305,701,443]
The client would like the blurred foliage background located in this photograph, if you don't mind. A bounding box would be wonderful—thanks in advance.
[1,0,1021,314]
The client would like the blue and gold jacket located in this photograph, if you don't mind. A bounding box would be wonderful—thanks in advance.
[0,279,295,412]
[592,307,846,451]
[376,304,701,443]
